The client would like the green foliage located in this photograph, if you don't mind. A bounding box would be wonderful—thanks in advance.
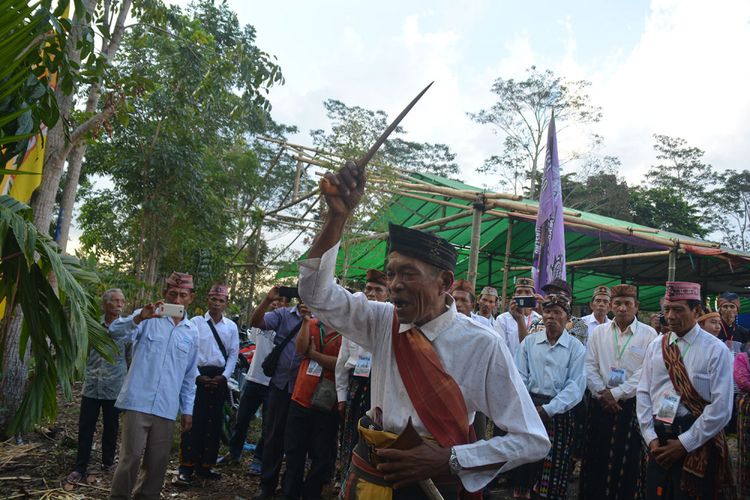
[311,98,459,177]
[76,0,291,309]
[0,0,73,164]
[709,169,750,251]
[0,195,113,434]
[468,66,602,198]
[629,185,707,238]
[310,98,459,234]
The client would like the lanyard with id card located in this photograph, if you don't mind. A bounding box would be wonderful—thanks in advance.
[608,324,634,387]
[353,353,372,378]
[656,389,681,424]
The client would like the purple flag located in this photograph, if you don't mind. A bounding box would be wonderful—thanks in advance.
[532,113,566,292]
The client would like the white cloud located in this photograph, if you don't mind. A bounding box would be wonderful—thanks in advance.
[595,0,750,182]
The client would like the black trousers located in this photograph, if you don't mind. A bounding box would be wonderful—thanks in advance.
[282,401,339,500]
[228,380,269,458]
[259,384,292,494]
[180,366,226,474]
[74,396,119,473]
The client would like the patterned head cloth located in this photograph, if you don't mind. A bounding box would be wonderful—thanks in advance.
[698,309,720,323]
[541,278,572,298]
[515,277,535,291]
[388,223,458,272]
[717,291,741,310]
[365,269,387,287]
[208,283,229,297]
[480,286,498,298]
[664,281,701,301]
[610,284,637,299]
[451,279,476,300]
[591,286,611,299]
[541,293,571,314]
[165,272,194,290]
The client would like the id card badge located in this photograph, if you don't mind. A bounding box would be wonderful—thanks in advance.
[607,367,626,387]
[656,390,681,424]
[306,360,323,377]
[353,353,372,378]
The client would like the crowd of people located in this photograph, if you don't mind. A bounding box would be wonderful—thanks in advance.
[65,160,750,499]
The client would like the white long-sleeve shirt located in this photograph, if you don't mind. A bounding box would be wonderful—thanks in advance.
[192,313,240,380]
[636,324,733,453]
[495,310,542,359]
[586,319,657,401]
[335,336,371,402]
[299,242,550,493]
[514,329,586,417]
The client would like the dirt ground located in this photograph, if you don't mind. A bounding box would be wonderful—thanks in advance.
[0,385,739,499]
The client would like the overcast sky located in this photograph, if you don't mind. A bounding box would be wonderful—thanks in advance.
[70,0,750,251]
[168,0,750,185]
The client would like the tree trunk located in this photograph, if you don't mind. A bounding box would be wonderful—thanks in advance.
[31,0,97,232]
[0,310,31,437]
[56,0,133,252]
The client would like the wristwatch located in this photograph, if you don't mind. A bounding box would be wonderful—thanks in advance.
[448,447,462,475]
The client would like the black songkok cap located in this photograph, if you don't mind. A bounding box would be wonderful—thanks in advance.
[388,223,458,272]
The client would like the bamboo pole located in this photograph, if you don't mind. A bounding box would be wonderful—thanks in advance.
[500,219,515,310]
[347,209,474,244]
[509,249,677,271]
[266,189,320,216]
[396,191,472,210]
[466,195,486,289]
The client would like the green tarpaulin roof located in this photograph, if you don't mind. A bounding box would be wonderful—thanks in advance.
[279,172,750,311]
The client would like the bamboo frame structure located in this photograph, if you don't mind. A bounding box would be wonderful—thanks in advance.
[509,250,679,271]
[245,136,741,307]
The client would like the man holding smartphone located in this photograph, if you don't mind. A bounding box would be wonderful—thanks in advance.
[495,277,542,358]
[109,272,200,500]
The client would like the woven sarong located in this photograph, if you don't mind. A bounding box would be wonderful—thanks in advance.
[579,396,646,499]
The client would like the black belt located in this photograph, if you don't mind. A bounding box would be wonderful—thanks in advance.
[198,365,224,377]
[530,392,553,406]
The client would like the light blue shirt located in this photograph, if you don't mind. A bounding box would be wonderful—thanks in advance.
[111,309,199,419]
[515,329,586,417]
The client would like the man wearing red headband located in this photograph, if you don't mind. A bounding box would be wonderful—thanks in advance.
[110,272,200,499]
[177,283,239,485]
[636,282,734,499]
[581,284,657,499]
[717,291,749,354]
[299,161,549,498]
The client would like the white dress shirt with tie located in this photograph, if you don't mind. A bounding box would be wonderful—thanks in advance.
[298,241,550,493]
[636,324,733,453]
[586,319,657,401]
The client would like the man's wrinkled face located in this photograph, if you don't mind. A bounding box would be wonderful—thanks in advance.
[478,294,497,317]
[701,317,722,336]
[542,305,568,335]
[590,295,611,317]
[164,287,194,307]
[452,290,475,316]
[208,294,228,316]
[719,302,738,324]
[386,252,451,325]
[364,282,388,302]
[611,296,638,325]
[664,300,700,334]
[103,292,125,317]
